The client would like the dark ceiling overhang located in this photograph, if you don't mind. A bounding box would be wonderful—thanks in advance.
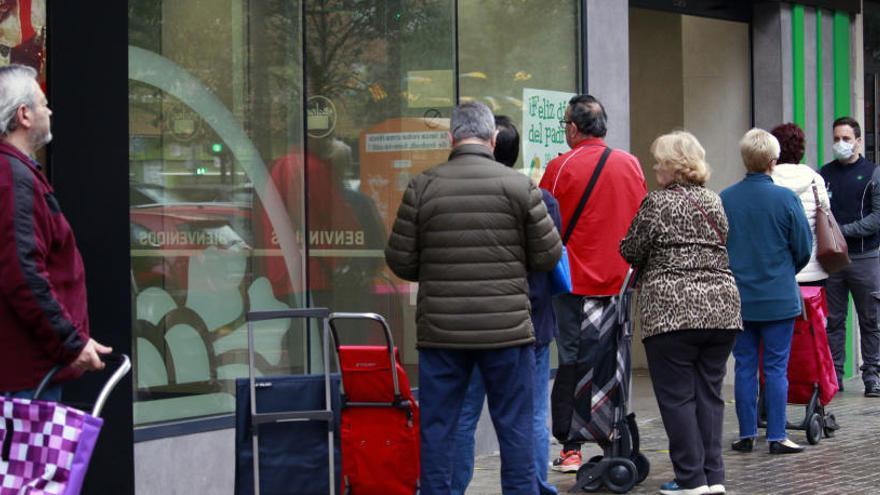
[630,0,860,22]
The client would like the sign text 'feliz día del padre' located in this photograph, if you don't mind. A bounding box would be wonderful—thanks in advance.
[522,88,575,183]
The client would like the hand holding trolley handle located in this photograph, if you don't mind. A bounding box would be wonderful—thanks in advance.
[33,353,132,417]
[71,338,113,372]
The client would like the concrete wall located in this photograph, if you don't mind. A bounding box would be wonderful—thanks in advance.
[629,10,751,194]
[682,15,752,192]
[628,8,684,369]
[136,429,234,494]
[753,2,794,129]
[629,8,684,193]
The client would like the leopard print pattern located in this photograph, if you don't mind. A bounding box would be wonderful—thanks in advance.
[620,184,743,339]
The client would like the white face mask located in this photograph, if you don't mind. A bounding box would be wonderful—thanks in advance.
[832,141,855,161]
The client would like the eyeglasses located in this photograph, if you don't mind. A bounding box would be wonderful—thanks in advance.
[559,119,572,129]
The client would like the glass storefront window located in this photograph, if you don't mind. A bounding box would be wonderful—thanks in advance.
[129,1,307,426]
[129,0,580,427]
[301,0,455,375]
[458,0,580,182]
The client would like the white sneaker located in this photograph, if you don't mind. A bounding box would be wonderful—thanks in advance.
[659,480,710,495]
[707,484,725,494]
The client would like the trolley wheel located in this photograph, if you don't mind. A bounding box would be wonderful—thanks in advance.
[632,452,650,484]
[587,455,604,464]
[603,458,638,494]
[576,462,603,492]
[806,413,822,445]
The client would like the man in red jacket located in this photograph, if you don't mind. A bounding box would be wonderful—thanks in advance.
[539,94,646,472]
[0,64,110,400]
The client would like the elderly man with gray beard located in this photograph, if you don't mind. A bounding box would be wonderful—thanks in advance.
[385,101,562,495]
[0,64,111,401]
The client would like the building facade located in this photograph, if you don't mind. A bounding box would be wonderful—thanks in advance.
[38,0,865,492]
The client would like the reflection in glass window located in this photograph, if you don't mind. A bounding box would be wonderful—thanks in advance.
[458,1,578,370]
[0,0,46,82]
[0,0,47,164]
[128,0,581,426]
[458,0,579,182]
[293,0,456,378]
[129,1,307,426]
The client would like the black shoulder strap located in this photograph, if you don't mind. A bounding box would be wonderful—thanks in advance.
[562,147,612,245]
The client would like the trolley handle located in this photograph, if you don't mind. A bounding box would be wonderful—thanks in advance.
[618,267,638,299]
[246,307,331,322]
[328,312,402,399]
[245,308,336,495]
[616,267,638,326]
[32,353,132,417]
[328,312,394,351]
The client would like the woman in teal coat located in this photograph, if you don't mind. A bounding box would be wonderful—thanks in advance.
[720,128,812,455]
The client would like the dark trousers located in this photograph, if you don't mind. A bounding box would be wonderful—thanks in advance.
[551,293,609,451]
[645,330,737,489]
[419,345,536,495]
[826,256,880,385]
[2,385,62,401]
[552,293,582,366]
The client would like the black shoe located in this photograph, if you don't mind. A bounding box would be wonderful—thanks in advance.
[865,382,880,397]
[769,439,804,454]
[731,438,753,452]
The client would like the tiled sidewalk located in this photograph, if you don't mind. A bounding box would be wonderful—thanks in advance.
[467,370,880,495]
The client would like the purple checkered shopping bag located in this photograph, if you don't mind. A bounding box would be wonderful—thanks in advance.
[0,398,102,495]
[0,355,130,495]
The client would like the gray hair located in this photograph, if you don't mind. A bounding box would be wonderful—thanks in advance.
[0,64,38,135]
[450,101,495,142]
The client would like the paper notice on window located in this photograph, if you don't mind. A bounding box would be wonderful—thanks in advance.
[365,131,451,152]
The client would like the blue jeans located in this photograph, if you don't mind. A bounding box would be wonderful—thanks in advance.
[733,319,795,441]
[451,344,556,495]
[420,345,536,495]
[3,384,62,402]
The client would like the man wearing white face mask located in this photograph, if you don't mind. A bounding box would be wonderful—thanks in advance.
[820,116,880,397]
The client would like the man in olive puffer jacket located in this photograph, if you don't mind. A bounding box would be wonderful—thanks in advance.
[385,101,562,495]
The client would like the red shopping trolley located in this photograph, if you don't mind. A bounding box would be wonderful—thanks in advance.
[759,286,840,444]
[328,312,419,495]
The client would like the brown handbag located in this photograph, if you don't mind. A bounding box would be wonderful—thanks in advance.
[812,180,850,273]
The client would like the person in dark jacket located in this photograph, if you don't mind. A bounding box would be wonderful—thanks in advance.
[721,128,812,455]
[451,116,561,495]
[385,101,562,495]
[819,116,880,397]
[0,65,111,400]
[620,131,741,495]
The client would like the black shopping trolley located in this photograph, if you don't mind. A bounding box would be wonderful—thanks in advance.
[234,308,341,495]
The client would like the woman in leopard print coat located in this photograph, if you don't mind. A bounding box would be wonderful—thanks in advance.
[620,131,741,495]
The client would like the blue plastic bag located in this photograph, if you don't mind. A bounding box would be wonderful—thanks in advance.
[549,245,572,296]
